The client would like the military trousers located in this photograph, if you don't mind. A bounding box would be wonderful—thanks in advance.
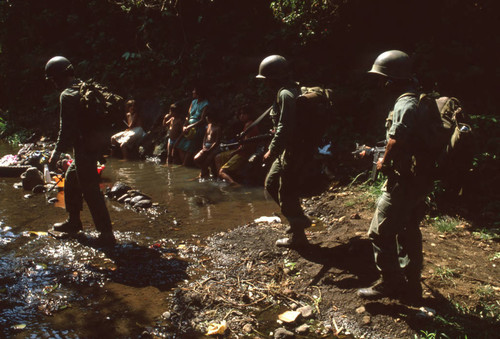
[64,151,112,233]
[264,151,310,233]
[368,177,430,285]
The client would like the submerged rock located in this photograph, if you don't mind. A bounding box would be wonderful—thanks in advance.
[108,182,131,199]
[21,167,44,191]
[133,199,152,209]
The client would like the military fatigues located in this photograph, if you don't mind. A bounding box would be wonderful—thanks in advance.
[265,85,311,234]
[54,80,112,233]
[368,91,432,291]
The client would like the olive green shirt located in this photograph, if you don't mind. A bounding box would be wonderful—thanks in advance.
[55,80,82,153]
[268,85,301,157]
[386,91,419,177]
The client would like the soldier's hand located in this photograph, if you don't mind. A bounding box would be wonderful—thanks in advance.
[263,150,271,161]
[376,157,384,171]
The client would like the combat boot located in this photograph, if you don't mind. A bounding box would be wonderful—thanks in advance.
[276,231,308,248]
[53,217,83,234]
[96,231,116,247]
[357,278,404,300]
[400,278,423,305]
[285,218,312,233]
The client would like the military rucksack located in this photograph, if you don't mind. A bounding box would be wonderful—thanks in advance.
[72,80,124,156]
[408,92,473,181]
[296,86,334,148]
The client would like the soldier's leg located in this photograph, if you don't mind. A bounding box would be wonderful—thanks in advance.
[279,169,310,233]
[358,187,407,298]
[74,153,112,235]
[368,191,405,281]
[53,160,83,233]
[399,199,426,300]
[264,158,281,205]
[274,155,309,247]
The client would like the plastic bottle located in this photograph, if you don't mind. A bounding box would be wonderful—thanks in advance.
[43,164,51,184]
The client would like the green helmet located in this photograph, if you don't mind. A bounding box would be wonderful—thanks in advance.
[45,56,74,80]
[368,50,411,80]
[256,55,288,80]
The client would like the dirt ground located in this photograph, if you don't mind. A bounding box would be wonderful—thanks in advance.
[153,180,499,339]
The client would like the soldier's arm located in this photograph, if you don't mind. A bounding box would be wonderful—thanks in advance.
[54,91,78,154]
[268,90,296,157]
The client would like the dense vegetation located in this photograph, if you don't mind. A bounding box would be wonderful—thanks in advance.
[0,0,499,224]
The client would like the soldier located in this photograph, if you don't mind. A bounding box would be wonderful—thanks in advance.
[46,56,115,246]
[357,50,432,301]
[257,55,311,248]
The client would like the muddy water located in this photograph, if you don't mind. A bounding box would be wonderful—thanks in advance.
[0,143,276,337]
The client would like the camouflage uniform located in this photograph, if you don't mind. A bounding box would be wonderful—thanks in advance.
[265,85,311,235]
[54,80,112,234]
[368,91,432,292]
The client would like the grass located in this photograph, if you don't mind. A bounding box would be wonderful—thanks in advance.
[472,228,500,241]
[433,266,458,283]
[428,216,462,233]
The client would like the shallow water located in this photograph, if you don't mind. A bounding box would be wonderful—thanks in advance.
[0,143,276,337]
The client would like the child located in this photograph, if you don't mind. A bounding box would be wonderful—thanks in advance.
[193,108,221,178]
[218,104,259,185]
[163,103,185,165]
[110,100,146,159]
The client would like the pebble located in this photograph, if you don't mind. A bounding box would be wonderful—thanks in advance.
[274,327,294,339]
[356,306,365,314]
[243,323,253,333]
[350,213,361,219]
[295,324,309,334]
[297,305,313,319]
[362,315,371,324]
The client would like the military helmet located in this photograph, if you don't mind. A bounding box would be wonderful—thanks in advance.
[256,55,289,80]
[45,56,74,80]
[368,50,412,80]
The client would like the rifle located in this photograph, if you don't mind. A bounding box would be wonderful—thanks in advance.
[220,133,273,150]
[352,142,386,181]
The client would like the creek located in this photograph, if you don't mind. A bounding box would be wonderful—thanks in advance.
[0,142,276,337]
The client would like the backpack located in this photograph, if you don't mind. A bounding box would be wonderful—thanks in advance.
[411,92,473,182]
[72,80,124,156]
[291,85,334,152]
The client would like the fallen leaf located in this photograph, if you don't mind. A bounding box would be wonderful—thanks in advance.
[278,310,301,323]
[206,320,227,335]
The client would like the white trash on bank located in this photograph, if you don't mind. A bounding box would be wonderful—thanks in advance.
[254,216,281,223]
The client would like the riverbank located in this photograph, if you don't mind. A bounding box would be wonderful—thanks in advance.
[154,183,500,338]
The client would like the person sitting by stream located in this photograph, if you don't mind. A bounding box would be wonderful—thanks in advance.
[193,107,221,179]
[162,102,185,165]
[110,99,146,159]
[174,86,209,166]
[217,104,260,185]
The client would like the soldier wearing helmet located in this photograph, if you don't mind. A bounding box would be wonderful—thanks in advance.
[258,55,311,248]
[46,56,115,246]
[357,50,432,302]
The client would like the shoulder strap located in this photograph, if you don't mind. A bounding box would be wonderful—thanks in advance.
[397,92,419,101]
[238,105,273,139]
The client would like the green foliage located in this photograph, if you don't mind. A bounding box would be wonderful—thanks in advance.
[270,0,336,44]
[429,216,462,233]
[472,228,500,241]
[417,331,452,339]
